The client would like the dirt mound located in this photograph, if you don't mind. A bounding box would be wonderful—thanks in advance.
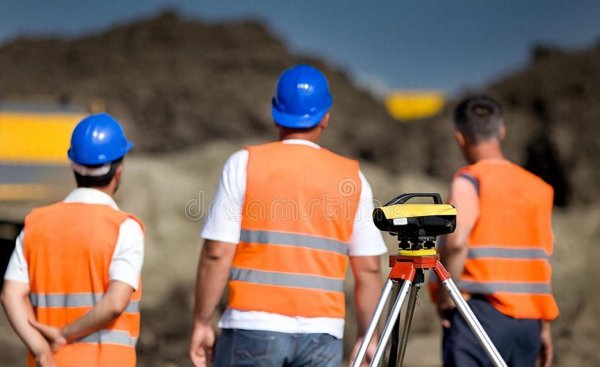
[0,11,417,174]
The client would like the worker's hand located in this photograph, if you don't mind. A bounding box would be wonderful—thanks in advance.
[30,319,67,352]
[34,352,56,367]
[437,305,455,329]
[537,321,553,367]
[29,340,56,367]
[436,289,470,328]
[436,290,456,329]
[189,322,215,367]
[349,336,377,367]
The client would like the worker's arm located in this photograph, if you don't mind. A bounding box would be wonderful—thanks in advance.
[349,255,383,367]
[437,176,479,327]
[1,280,55,366]
[189,239,237,367]
[30,281,134,349]
[538,320,553,367]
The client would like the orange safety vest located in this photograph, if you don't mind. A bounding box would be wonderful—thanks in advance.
[23,202,144,367]
[227,142,361,319]
[432,160,559,320]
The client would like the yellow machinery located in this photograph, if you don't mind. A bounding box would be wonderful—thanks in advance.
[0,103,87,288]
[384,91,445,120]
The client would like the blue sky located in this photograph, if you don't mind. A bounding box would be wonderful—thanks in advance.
[1,0,600,95]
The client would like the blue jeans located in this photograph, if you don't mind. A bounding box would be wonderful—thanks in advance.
[443,297,541,367]
[213,329,343,367]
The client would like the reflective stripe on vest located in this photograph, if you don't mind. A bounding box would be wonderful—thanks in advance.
[429,246,551,285]
[240,229,349,256]
[229,142,360,319]
[468,246,549,260]
[230,267,345,293]
[458,281,552,294]
[30,293,140,313]
[77,329,138,346]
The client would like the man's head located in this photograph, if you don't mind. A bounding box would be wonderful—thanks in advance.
[68,113,133,194]
[453,96,506,163]
[454,96,504,144]
[272,64,333,142]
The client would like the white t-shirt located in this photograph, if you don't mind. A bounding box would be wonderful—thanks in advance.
[4,188,144,290]
[201,139,387,338]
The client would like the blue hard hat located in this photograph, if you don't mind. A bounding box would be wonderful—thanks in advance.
[272,64,333,129]
[68,113,133,165]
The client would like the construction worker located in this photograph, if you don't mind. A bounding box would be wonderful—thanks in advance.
[433,96,559,367]
[189,64,387,367]
[1,113,144,367]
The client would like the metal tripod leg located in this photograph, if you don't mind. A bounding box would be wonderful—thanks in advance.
[353,255,507,367]
[395,271,422,367]
[387,283,401,367]
[370,279,412,366]
[351,279,395,367]
[440,277,507,367]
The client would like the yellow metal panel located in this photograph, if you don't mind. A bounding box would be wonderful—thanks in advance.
[385,91,445,120]
[0,184,52,201]
[0,112,84,163]
[381,204,457,218]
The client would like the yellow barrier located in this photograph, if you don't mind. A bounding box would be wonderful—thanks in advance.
[0,184,52,201]
[385,91,445,121]
[0,111,85,163]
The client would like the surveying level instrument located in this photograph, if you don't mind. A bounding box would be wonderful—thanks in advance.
[352,193,507,367]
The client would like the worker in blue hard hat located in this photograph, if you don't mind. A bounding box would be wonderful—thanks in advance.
[2,113,145,367]
[68,113,134,188]
[190,64,386,367]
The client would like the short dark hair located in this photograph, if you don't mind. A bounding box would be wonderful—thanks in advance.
[454,96,504,143]
[277,123,321,135]
[74,158,123,188]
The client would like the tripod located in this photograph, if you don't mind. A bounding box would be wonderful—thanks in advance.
[351,240,507,367]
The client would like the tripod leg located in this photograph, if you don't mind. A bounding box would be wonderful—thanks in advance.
[387,284,401,367]
[371,279,412,367]
[396,270,423,367]
[351,279,395,367]
[441,278,507,367]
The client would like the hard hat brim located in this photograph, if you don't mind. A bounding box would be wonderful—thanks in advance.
[272,106,330,129]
